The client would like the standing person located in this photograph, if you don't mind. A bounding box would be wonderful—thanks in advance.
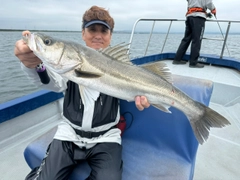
[172,0,216,68]
[14,6,150,180]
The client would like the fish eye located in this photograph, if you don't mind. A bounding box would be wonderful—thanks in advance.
[44,38,52,45]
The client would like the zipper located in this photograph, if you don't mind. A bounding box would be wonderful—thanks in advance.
[100,95,103,106]
[79,99,82,109]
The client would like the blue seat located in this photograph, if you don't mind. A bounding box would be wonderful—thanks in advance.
[24,75,213,180]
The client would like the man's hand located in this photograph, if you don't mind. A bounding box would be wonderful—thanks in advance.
[14,31,42,68]
[135,96,150,111]
[211,9,216,17]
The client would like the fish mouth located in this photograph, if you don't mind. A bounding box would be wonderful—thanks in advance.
[34,34,45,53]
[23,33,37,52]
[23,33,45,54]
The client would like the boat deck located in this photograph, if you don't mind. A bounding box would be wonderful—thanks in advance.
[0,100,62,180]
[0,60,240,180]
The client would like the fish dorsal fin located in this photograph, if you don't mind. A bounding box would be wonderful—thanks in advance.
[100,43,132,65]
[140,61,172,83]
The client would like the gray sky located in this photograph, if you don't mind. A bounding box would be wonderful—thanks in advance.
[1,0,240,32]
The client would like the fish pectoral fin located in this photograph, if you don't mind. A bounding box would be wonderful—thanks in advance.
[152,103,172,113]
[74,69,102,78]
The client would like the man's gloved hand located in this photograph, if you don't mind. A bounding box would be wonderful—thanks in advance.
[211,9,216,16]
[207,13,213,18]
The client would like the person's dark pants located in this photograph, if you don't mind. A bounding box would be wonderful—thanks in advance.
[174,16,206,65]
[25,139,123,180]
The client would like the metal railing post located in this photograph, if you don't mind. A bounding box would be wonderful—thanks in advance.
[144,21,156,56]
[161,20,173,53]
[127,19,141,54]
[220,21,231,59]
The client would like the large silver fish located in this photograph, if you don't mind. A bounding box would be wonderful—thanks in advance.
[23,33,230,144]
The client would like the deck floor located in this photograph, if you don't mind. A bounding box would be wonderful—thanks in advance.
[195,102,240,180]
[167,60,240,180]
[0,102,61,180]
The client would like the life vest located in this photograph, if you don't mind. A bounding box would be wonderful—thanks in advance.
[186,7,206,16]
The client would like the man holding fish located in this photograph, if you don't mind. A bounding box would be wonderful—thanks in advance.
[15,2,231,179]
[14,5,150,180]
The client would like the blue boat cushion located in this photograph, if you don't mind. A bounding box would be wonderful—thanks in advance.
[24,74,213,180]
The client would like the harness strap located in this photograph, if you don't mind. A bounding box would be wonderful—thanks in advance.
[74,126,116,138]
[186,7,206,16]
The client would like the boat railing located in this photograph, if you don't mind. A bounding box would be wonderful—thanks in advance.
[128,18,240,59]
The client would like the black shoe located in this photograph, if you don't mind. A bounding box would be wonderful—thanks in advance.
[189,63,204,68]
[172,60,187,65]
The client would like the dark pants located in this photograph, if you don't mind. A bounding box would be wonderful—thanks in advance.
[174,16,205,65]
[25,139,123,180]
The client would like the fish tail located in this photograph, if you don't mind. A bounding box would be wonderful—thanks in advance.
[189,106,231,144]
